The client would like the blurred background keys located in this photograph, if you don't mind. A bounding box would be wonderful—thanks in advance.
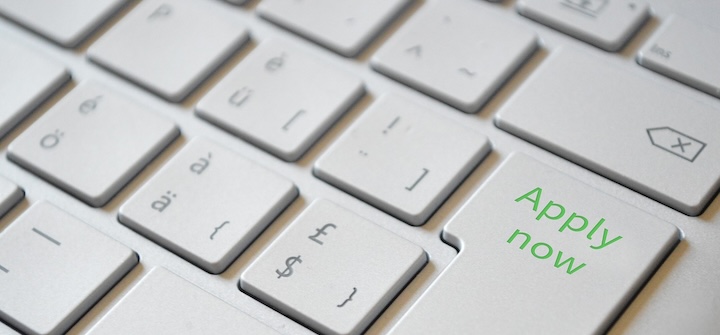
[637,15,720,98]
[517,0,649,51]
[372,1,537,113]
[257,0,411,57]
[0,0,129,47]
[87,0,248,102]
[0,40,69,139]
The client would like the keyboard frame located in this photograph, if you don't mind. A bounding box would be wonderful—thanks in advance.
[1,0,719,334]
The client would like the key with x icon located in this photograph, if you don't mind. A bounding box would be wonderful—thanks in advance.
[647,127,706,162]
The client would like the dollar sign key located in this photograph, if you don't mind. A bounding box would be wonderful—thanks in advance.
[276,255,302,279]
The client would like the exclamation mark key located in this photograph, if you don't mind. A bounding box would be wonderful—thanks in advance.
[314,95,490,225]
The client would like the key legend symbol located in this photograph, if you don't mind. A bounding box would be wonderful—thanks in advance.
[78,96,103,114]
[40,130,64,149]
[405,168,430,191]
[405,45,423,58]
[209,221,230,240]
[149,4,172,20]
[337,287,358,308]
[647,127,707,162]
[562,0,609,17]
[276,255,302,278]
[265,53,286,72]
[228,87,253,107]
[383,116,400,134]
[308,223,337,245]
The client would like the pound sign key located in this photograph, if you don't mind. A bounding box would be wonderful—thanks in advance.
[309,223,337,245]
[276,255,302,279]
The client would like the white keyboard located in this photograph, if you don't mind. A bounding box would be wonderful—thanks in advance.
[1,0,719,334]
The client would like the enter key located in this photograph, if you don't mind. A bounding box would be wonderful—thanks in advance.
[390,153,679,335]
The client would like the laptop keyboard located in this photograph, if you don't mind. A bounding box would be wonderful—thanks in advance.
[0,0,719,334]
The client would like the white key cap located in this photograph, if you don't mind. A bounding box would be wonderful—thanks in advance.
[371,1,537,113]
[0,0,128,47]
[0,40,69,139]
[495,48,720,216]
[119,138,298,274]
[0,202,138,335]
[314,96,490,225]
[8,81,179,207]
[0,176,23,218]
[88,267,279,335]
[517,0,649,51]
[391,153,679,335]
[0,323,20,335]
[241,200,426,335]
[637,15,720,98]
[257,0,411,57]
[224,0,248,5]
[87,0,248,102]
[196,39,364,161]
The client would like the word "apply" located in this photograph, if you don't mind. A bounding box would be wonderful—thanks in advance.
[515,187,623,250]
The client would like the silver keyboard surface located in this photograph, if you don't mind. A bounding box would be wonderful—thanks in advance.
[1,0,719,334]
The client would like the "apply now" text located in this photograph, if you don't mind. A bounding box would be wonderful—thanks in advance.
[506,187,624,275]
